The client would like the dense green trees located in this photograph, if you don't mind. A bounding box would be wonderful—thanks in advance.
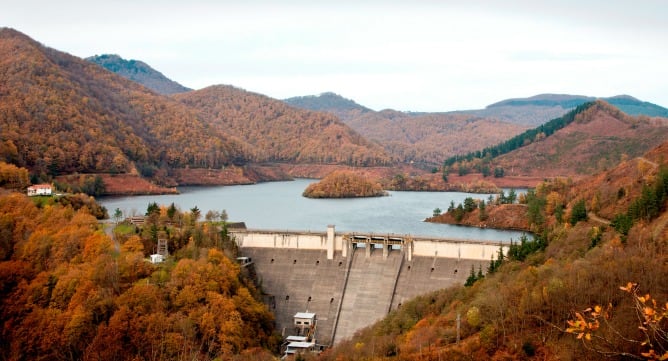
[569,199,588,225]
[612,166,668,238]
[447,102,594,166]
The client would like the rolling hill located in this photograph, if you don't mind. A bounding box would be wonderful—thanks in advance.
[286,93,668,168]
[347,110,528,166]
[283,94,528,166]
[444,101,668,181]
[0,28,249,182]
[174,86,391,166]
[0,28,392,192]
[283,92,371,118]
[86,54,192,94]
[467,93,668,126]
[492,100,668,177]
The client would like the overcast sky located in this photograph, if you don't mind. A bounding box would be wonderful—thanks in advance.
[2,0,667,111]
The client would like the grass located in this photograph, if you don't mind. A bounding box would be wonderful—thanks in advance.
[113,222,136,236]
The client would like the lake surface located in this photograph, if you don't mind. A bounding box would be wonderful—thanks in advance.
[99,179,527,243]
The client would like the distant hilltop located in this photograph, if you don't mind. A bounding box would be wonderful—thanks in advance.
[283,92,372,119]
[86,54,192,95]
[468,93,668,126]
[286,92,668,127]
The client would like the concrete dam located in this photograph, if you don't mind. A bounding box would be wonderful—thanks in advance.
[233,226,507,346]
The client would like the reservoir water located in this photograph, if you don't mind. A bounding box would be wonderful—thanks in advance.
[99,179,526,243]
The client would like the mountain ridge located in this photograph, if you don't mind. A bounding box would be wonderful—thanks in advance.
[174,85,391,166]
[0,27,250,182]
[286,91,668,127]
[86,54,192,95]
[445,100,668,180]
[0,28,391,191]
[284,92,371,114]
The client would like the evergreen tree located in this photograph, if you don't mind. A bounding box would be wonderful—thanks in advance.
[569,199,588,225]
[465,265,477,287]
[145,202,159,216]
[113,208,123,223]
[507,189,517,204]
[167,202,177,220]
[453,204,465,222]
[463,197,476,212]
[479,200,488,221]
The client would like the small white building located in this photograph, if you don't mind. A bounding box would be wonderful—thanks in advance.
[27,184,52,196]
[284,341,316,357]
[236,256,253,267]
[294,312,316,329]
[282,312,320,359]
[150,254,164,264]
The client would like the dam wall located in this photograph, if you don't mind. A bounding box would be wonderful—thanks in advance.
[240,248,348,346]
[232,227,508,346]
[233,227,507,262]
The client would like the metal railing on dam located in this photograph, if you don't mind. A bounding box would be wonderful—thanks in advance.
[231,225,508,262]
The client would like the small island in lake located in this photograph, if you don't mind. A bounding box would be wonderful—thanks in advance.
[303,171,388,198]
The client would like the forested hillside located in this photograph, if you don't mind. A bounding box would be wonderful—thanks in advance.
[284,92,371,116]
[0,191,278,360]
[346,110,528,166]
[86,54,192,95]
[0,28,247,182]
[445,101,668,179]
[320,139,668,361]
[284,95,528,166]
[0,28,395,192]
[493,101,668,177]
[175,85,391,166]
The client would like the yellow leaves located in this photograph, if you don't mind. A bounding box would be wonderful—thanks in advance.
[83,233,112,262]
[568,283,668,360]
[0,193,275,360]
[620,282,637,293]
[566,307,601,341]
[207,248,226,265]
[120,235,144,253]
[641,350,668,360]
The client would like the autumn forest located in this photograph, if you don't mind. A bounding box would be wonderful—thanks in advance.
[1,25,668,361]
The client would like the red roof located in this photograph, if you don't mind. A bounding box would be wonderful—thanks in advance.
[28,184,52,189]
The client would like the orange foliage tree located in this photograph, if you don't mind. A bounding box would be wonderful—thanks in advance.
[0,192,278,360]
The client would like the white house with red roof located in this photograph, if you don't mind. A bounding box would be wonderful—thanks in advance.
[26,184,52,196]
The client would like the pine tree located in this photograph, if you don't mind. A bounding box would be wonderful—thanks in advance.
[465,265,477,287]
